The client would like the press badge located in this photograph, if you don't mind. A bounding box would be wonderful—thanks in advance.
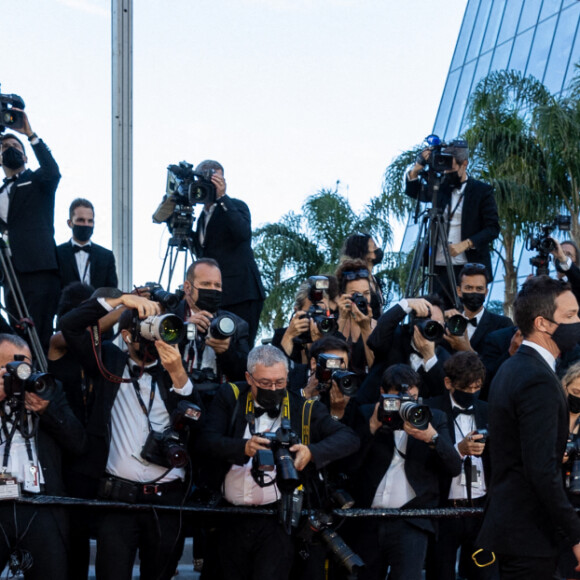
[0,473,21,500]
[460,465,482,488]
[21,464,41,493]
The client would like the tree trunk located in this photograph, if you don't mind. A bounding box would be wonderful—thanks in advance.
[502,234,517,319]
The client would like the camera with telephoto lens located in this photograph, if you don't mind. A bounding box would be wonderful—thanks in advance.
[350,291,368,315]
[3,357,55,404]
[296,276,338,344]
[297,510,364,575]
[446,313,468,336]
[526,215,572,275]
[0,85,25,133]
[251,419,301,493]
[140,400,201,468]
[130,310,185,345]
[315,353,359,396]
[144,282,183,311]
[408,307,444,342]
[208,313,237,340]
[377,388,432,431]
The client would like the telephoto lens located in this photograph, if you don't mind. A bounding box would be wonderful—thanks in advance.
[139,314,185,344]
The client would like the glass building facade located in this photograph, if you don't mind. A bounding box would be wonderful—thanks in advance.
[399,0,580,305]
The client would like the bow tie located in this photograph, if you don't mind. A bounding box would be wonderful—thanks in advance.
[2,176,17,185]
[73,245,91,254]
[253,406,280,419]
[129,363,159,379]
[452,406,475,418]
[467,318,478,327]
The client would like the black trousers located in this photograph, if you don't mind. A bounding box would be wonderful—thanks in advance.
[95,489,186,580]
[215,513,294,580]
[224,298,264,347]
[0,503,68,580]
[5,269,60,353]
[496,553,559,580]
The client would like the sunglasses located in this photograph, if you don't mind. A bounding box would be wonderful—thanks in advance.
[342,269,370,281]
[464,263,486,271]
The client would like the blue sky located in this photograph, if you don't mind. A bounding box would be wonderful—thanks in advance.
[4,0,466,288]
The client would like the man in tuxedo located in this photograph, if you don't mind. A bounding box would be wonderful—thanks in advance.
[199,344,359,580]
[60,292,202,580]
[57,198,118,290]
[346,363,462,580]
[426,351,497,580]
[477,276,580,578]
[0,112,61,351]
[443,263,512,354]
[360,294,450,402]
[192,160,265,346]
[0,333,86,579]
[406,139,500,306]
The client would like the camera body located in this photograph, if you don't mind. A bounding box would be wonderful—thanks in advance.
[315,353,359,396]
[296,276,337,344]
[377,391,432,430]
[144,282,183,311]
[166,161,216,206]
[208,313,237,341]
[0,85,25,132]
[409,310,444,342]
[140,400,201,468]
[350,292,368,316]
[527,215,572,274]
[252,419,301,492]
[422,134,454,173]
[3,359,55,403]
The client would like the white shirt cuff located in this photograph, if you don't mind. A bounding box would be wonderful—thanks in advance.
[423,355,438,372]
[559,256,572,271]
[398,298,412,314]
[171,379,193,396]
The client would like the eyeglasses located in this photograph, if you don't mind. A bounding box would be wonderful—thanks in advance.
[464,263,486,271]
[249,374,287,390]
[342,269,370,281]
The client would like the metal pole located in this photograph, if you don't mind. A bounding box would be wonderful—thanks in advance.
[111,0,133,291]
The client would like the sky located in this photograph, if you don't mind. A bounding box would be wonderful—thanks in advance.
[4,0,467,291]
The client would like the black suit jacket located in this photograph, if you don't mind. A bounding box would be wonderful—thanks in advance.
[428,393,490,500]
[56,241,118,290]
[6,140,60,273]
[405,176,500,278]
[199,381,360,492]
[363,304,450,400]
[469,308,513,353]
[350,404,461,533]
[477,345,580,557]
[60,297,202,480]
[193,196,265,307]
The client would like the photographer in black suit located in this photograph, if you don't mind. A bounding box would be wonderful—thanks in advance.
[192,160,265,346]
[426,351,497,580]
[346,364,461,580]
[477,276,580,578]
[406,139,500,306]
[0,333,86,579]
[0,112,61,351]
[199,344,360,580]
[56,198,118,290]
[60,292,203,580]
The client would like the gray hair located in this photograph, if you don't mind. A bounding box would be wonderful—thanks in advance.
[0,333,29,350]
[247,345,289,375]
[563,361,580,391]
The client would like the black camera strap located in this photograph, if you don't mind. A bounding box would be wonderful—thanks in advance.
[1,406,36,470]
[129,374,157,431]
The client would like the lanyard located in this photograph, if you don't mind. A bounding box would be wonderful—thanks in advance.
[129,368,157,431]
[245,391,290,435]
[1,405,36,470]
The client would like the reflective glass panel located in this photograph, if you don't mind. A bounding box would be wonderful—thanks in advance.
[451,0,482,70]
[433,69,461,137]
[445,60,477,139]
[508,28,534,71]
[482,0,507,52]
[539,0,563,21]
[466,1,494,62]
[517,0,543,32]
[526,15,558,82]
[544,10,579,93]
[497,0,524,44]
[563,23,580,91]
[490,39,514,70]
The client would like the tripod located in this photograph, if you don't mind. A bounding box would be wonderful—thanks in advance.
[0,239,47,371]
[405,173,460,309]
[158,229,197,291]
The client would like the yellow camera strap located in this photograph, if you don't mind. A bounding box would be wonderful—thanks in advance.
[229,382,239,400]
[245,391,291,421]
[301,399,315,446]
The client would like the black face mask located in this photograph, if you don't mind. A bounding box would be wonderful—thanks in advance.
[550,321,580,353]
[452,389,479,409]
[569,393,580,414]
[443,170,462,190]
[72,225,94,243]
[195,288,222,313]
[372,248,384,265]
[460,292,486,312]
[255,387,287,411]
[1,146,25,170]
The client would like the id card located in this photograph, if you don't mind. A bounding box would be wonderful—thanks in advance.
[460,465,482,488]
[21,464,40,493]
[0,473,21,500]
